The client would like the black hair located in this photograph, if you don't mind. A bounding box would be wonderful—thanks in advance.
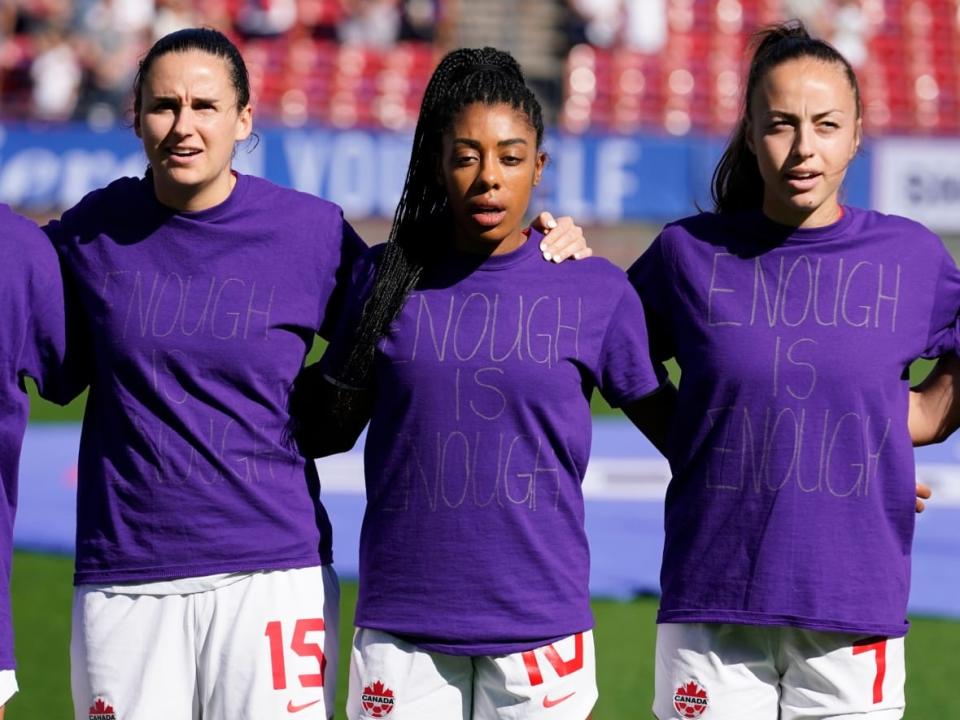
[711,20,862,215]
[133,27,251,117]
[333,47,544,402]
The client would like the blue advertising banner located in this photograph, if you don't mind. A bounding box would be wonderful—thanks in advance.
[0,123,873,222]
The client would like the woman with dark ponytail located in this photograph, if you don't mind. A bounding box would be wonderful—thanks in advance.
[302,47,667,719]
[628,21,960,719]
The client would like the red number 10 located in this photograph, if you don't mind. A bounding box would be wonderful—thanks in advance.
[522,632,585,686]
[264,619,327,690]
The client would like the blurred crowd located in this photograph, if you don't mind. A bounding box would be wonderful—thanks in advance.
[565,0,874,65]
[1,0,955,134]
[0,0,440,125]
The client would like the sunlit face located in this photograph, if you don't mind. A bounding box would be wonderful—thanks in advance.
[135,49,252,212]
[440,102,545,255]
[747,58,861,228]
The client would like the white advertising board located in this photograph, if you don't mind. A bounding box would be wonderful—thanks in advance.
[873,138,960,233]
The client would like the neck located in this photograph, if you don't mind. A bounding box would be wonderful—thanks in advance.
[762,198,842,229]
[153,171,237,212]
[453,223,527,257]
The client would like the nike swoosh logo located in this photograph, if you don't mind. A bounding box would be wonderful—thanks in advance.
[542,691,576,708]
[287,698,322,713]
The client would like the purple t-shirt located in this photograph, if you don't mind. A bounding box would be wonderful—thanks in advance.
[629,207,960,638]
[328,231,664,655]
[0,205,74,669]
[45,173,365,584]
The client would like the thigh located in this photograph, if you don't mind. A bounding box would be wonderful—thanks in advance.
[201,565,340,720]
[779,630,905,720]
[71,587,199,720]
[346,628,472,720]
[653,623,780,720]
[475,630,597,720]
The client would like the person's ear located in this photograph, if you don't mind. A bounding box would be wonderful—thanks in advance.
[235,104,253,141]
[744,119,756,155]
[532,151,546,186]
[851,116,862,158]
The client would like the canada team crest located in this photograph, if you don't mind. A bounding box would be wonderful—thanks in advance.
[89,698,117,720]
[361,680,395,717]
[674,680,709,718]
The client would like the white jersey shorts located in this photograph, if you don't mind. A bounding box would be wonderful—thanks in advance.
[71,564,340,720]
[347,628,597,720]
[654,622,906,720]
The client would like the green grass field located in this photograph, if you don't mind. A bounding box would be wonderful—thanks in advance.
[7,551,959,718]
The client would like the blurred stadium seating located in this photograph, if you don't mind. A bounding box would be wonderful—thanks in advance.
[560,0,960,135]
[3,1,958,135]
[0,0,441,128]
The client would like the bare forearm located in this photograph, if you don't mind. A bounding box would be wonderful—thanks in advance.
[910,354,960,446]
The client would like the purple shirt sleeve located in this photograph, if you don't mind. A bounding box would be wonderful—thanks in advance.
[922,238,960,358]
[627,234,676,364]
[593,282,666,407]
[318,244,383,382]
[317,216,367,340]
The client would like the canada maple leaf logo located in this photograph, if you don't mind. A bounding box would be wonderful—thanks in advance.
[88,698,117,720]
[360,680,395,717]
[673,680,709,718]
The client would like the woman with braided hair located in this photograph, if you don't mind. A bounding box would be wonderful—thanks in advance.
[296,47,669,719]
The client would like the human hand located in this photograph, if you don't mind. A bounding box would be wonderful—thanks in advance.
[530,212,592,262]
[915,482,932,513]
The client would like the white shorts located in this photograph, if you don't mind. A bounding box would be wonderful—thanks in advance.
[654,623,906,720]
[0,669,16,708]
[71,564,340,720]
[347,628,597,720]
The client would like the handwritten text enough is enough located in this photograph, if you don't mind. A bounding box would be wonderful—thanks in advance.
[101,270,277,341]
[707,252,901,331]
[392,292,583,368]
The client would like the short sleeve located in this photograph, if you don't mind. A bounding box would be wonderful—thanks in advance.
[627,233,676,363]
[20,224,86,404]
[594,280,667,408]
[317,212,368,340]
[922,238,960,359]
[318,245,382,381]
[41,185,91,255]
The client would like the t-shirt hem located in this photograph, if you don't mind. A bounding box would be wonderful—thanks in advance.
[73,553,331,586]
[656,609,909,639]
[359,620,595,656]
[607,377,672,409]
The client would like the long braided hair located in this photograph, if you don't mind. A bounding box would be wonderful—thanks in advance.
[333,47,544,401]
[711,21,862,215]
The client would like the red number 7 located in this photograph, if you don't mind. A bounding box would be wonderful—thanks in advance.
[853,636,886,704]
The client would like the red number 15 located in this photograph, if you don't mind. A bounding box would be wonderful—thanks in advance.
[264,619,327,690]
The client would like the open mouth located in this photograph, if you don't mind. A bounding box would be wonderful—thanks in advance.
[166,147,201,159]
[468,202,507,227]
[784,170,821,191]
